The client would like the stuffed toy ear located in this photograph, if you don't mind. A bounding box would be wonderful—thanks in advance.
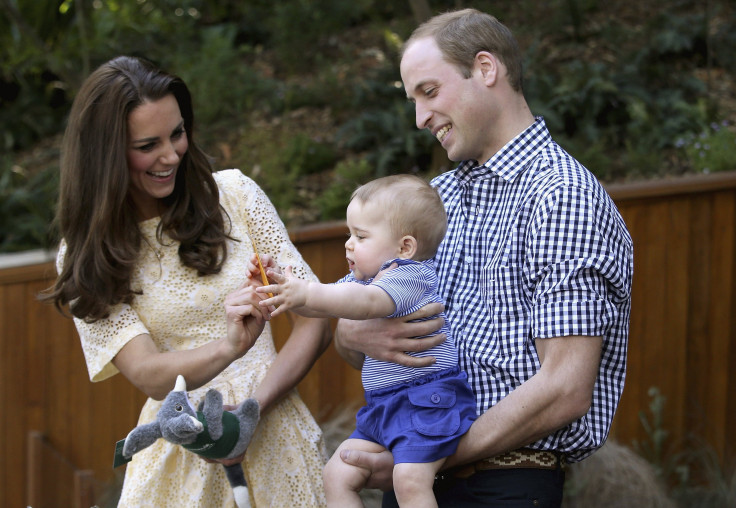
[122,421,163,458]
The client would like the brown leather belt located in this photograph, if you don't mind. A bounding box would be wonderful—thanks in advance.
[443,449,566,480]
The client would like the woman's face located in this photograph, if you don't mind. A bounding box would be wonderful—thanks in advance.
[126,94,188,220]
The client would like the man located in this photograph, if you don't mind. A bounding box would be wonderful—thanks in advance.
[334,8,633,507]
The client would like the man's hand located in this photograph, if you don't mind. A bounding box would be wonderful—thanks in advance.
[339,447,395,491]
[335,302,446,368]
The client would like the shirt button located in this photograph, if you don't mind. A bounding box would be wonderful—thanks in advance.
[430,393,441,404]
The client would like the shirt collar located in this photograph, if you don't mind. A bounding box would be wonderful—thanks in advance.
[455,117,551,184]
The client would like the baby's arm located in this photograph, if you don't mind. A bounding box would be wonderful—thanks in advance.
[257,266,396,319]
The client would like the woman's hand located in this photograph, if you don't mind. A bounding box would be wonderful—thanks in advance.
[335,302,447,368]
[246,253,280,284]
[203,403,251,466]
[224,281,270,358]
[113,277,273,400]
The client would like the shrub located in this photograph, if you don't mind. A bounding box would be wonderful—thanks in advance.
[315,158,374,221]
[168,24,280,126]
[676,122,736,174]
[251,132,338,217]
[0,159,58,253]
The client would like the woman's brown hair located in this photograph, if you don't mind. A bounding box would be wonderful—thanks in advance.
[42,56,231,322]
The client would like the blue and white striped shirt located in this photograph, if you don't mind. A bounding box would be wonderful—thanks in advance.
[431,117,633,462]
[336,258,459,391]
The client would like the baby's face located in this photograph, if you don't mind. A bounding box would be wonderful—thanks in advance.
[344,199,402,281]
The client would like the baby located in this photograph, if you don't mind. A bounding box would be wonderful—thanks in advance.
[257,174,476,507]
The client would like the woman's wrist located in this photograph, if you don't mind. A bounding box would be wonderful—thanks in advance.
[219,334,247,365]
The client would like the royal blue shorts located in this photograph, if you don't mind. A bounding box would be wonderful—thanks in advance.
[350,366,477,464]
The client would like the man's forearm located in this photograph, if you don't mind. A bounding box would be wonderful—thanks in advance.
[333,319,365,370]
[445,335,601,469]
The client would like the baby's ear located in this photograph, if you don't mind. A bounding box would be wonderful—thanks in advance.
[398,235,418,259]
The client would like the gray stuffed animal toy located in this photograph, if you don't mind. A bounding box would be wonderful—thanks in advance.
[121,375,260,508]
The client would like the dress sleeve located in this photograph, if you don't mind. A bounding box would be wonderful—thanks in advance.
[217,169,319,283]
[56,241,150,382]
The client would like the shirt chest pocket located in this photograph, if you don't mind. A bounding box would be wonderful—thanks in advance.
[483,249,518,299]
[481,254,532,356]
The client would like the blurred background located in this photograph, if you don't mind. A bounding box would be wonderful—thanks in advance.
[1,0,735,252]
[1,1,735,507]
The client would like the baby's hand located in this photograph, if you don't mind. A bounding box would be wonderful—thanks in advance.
[256,266,308,317]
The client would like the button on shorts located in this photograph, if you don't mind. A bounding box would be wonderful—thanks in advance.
[350,367,477,463]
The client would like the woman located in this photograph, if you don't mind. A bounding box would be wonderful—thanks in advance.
[42,55,330,507]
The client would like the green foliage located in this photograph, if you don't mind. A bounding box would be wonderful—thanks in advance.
[634,387,672,477]
[168,24,279,126]
[315,158,374,221]
[337,103,435,177]
[336,62,436,178]
[265,0,375,73]
[0,158,58,252]
[0,0,203,150]
[633,386,736,508]
[524,5,720,179]
[256,133,338,215]
[677,122,736,174]
[2,0,736,252]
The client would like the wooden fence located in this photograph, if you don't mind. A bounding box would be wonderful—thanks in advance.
[2,172,735,507]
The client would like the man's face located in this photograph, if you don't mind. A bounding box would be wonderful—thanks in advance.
[401,37,492,164]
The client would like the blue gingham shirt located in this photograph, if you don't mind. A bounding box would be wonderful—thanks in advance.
[336,258,458,390]
[431,117,633,462]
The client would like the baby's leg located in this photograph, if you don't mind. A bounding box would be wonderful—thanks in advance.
[323,438,386,508]
[392,458,446,508]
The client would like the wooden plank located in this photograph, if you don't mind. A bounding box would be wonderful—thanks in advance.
[74,470,96,508]
[609,203,640,443]
[728,194,736,460]
[606,171,736,202]
[26,280,47,431]
[660,197,691,446]
[637,201,669,446]
[0,286,7,507]
[685,195,712,446]
[49,291,73,465]
[26,430,44,508]
[25,430,79,508]
[702,191,735,456]
[5,283,28,508]
[0,260,56,285]
[611,202,652,444]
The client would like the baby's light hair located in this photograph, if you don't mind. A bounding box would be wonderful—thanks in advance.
[351,174,447,260]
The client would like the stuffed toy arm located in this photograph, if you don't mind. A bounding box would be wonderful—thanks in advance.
[122,421,163,458]
[201,388,225,440]
[115,375,258,508]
